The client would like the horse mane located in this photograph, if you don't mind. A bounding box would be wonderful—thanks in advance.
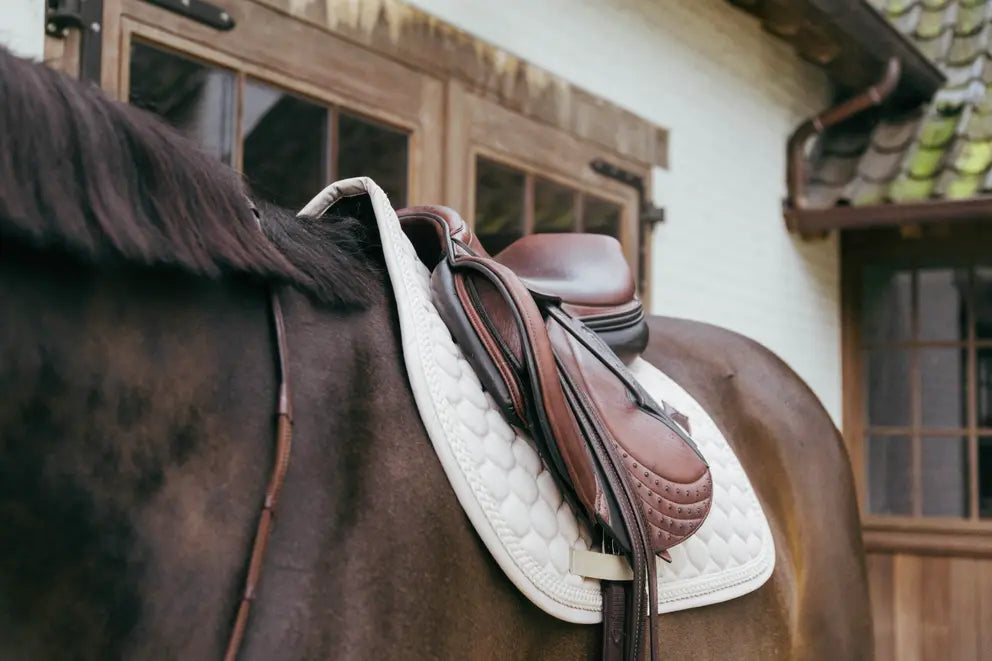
[0,46,378,307]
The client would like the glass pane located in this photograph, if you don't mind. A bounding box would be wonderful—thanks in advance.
[128,41,235,164]
[533,178,576,233]
[980,437,992,518]
[337,113,409,208]
[977,348,992,428]
[921,436,969,517]
[867,435,913,515]
[975,267,992,339]
[917,268,967,341]
[920,348,966,428]
[861,265,912,345]
[475,157,524,254]
[242,80,328,210]
[865,349,912,427]
[584,196,622,239]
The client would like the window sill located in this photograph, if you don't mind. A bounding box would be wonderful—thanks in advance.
[862,516,992,558]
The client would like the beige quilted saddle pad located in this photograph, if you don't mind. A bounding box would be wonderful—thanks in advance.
[300,177,775,623]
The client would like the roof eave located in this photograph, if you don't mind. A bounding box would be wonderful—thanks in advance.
[784,196,992,238]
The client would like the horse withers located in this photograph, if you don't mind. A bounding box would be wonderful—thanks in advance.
[0,47,872,660]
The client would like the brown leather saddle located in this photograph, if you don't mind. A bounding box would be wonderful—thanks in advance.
[397,205,713,661]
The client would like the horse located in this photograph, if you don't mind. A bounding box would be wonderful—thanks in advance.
[0,46,873,660]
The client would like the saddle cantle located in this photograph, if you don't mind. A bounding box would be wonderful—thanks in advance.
[397,205,713,661]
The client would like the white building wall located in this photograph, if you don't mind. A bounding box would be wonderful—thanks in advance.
[406,0,842,424]
[2,0,44,60]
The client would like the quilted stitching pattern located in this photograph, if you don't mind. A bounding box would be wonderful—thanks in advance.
[312,178,774,623]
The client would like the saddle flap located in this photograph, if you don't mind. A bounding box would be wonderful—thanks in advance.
[546,313,713,553]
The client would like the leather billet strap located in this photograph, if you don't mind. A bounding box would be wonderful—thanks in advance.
[437,251,657,661]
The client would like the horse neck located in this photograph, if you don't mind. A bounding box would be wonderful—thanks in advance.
[0,250,277,660]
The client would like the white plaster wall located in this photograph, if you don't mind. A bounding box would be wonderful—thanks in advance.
[1,0,44,60]
[405,0,842,424]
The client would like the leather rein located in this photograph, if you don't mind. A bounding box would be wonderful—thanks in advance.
[222,206,294,661]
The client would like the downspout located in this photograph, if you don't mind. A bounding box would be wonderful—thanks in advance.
[784,57,901,234]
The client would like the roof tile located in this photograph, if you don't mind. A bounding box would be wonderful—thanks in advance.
[811,154,861,185]
[858,146,907,180]
[844,178,891,206]
[962,104,992,136]
[886,0,918,14]
[870,113,925,150]
[936,169,984,196]
[893,4,924,33]
[918,110,961,146]
[917,28,956,61]
[955,1,990,33]
[906,144,949,176]
[889,173,938,201]
[950,136,992,171]
[917,4,958,38]
[947,24,992,64]
[805,182,849,208]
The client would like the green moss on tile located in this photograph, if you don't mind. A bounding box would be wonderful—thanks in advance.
[907,145,947,177]
[953,138,992,172]
[922,0,953,9]
[943,172,984,197]
[919,112,960,146]
[890,175,937,201]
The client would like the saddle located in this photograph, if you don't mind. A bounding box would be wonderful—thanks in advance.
[397,205,713,661]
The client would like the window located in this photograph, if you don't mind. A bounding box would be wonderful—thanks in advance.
[446,85,644,291]
[126,40,411,209]
[129,41,236,165]
[858,259,992,521]
[474,157,624,254]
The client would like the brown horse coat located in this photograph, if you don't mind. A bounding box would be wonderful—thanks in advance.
[0,46,871,660]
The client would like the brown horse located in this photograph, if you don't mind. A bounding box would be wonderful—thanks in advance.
[0,47,872,660]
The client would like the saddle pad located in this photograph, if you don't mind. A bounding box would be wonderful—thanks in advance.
[300,178,776,623]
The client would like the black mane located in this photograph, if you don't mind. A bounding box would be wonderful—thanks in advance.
[0,47,377,307]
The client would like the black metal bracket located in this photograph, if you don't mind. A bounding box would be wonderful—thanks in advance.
[141,0,236,31]
[590,158,664,294]
[46,0,104,83]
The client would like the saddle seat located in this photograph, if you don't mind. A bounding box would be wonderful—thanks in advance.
[398,205,647,362]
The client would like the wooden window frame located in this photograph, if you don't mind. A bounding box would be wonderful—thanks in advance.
[445,81,651,303]
[842,225,992,558]
[101,0,443,204]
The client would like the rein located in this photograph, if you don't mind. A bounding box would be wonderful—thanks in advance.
[223,205,294,661]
